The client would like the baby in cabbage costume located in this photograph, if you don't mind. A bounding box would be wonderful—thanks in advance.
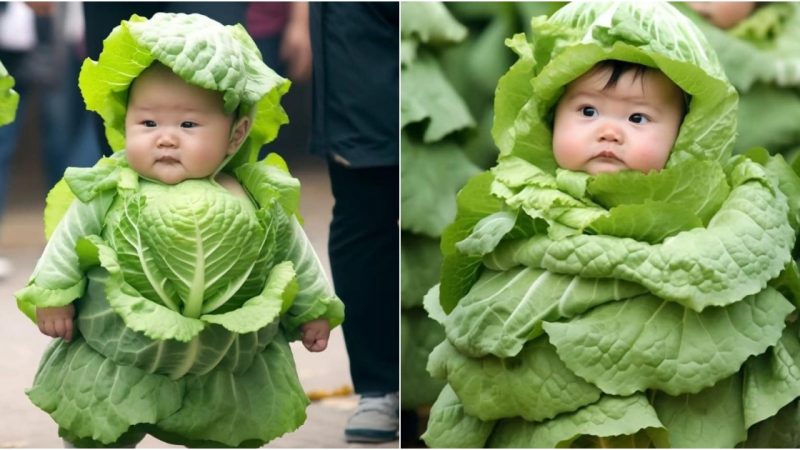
[14,13,344,448]
[422,2,800,448]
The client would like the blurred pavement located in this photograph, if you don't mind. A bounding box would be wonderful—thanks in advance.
[0,127,397,448]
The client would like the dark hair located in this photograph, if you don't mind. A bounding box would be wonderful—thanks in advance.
[593,60,648,90]
[591,60,691,114]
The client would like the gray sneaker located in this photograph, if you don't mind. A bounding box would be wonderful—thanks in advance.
[345,392,399,443]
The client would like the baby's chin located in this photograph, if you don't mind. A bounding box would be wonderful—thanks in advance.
[145,166,191,185]
[582,159,629,175]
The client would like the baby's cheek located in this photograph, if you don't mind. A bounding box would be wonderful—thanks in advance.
[630,137,672,171]
[553,135,586,171]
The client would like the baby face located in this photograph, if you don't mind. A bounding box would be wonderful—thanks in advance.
[125,65,237,184]
[552,66,685,175]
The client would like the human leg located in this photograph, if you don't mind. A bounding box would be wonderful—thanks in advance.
[327,159,399,442]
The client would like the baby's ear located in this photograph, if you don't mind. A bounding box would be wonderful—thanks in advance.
[228,117,252,155]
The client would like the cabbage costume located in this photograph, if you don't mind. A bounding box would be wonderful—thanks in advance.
[0,60,18,126]
[422,2,800,448]
[15,13,344,447]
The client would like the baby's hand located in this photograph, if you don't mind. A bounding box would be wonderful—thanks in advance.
[300,319,330,352]
[36,305,75,342]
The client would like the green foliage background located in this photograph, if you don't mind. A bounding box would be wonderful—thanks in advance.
[399,0,560,421]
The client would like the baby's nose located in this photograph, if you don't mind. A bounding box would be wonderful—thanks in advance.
[597,121,623,143]
[156,131,178,148]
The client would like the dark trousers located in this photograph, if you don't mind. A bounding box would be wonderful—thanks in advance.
[327,159,399,394]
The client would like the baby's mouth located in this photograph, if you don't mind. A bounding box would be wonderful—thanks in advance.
[156,155,180,164]
[591,151,622,162]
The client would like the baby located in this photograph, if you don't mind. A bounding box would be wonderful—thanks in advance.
[423,2,800,448]
[17,13,343,448]
[34,62,331,352]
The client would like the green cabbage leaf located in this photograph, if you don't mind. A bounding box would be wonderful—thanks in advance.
[0,60,18,126]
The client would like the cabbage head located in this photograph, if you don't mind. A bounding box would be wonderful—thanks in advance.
[14,13,343,447]
[423,2,800,448]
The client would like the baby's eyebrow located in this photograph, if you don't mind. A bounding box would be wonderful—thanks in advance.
[127,104,154,112]
[566,90,662,110]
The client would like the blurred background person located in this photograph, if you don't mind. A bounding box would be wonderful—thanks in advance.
[247,2,313,162]
[308,2,399,443]
[0,1,100,278]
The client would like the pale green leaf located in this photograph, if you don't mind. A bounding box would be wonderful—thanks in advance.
[422,384,495,448]
[493,160,796,311]
[488,394,665,448]
[78,268,280,378]
[455,211,517,257]
[401,135,480,238]
[427,338,601,422]
[743,322,800,428]
[653,374,746,448]
[440,172,504,312]
[445,267,645,358]
[401,52,475,142]
[400,2,467,46]
[27,339,184,445]
[154,334,308,447]
[543,288,792,396]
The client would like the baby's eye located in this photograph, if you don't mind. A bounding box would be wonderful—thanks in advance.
[580,106,597,117]
[181,121,197,129]
[629,113,650,124]
[142,120,157,127]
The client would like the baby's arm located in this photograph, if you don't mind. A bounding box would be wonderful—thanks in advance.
[16,187,116,334]
[301,318,331,352]
[36,305,75,342]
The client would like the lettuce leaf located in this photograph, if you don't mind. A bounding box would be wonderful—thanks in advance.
[0,60,19,126]
[401,134,480,237]
[422,385,495,448]
[488,394,667,448]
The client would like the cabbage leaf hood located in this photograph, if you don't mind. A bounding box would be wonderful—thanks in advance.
[79,12,290,171]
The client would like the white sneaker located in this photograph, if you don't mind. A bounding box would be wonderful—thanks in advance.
[345,392,399,443]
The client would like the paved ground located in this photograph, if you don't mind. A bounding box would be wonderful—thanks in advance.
[0,137,398,448]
